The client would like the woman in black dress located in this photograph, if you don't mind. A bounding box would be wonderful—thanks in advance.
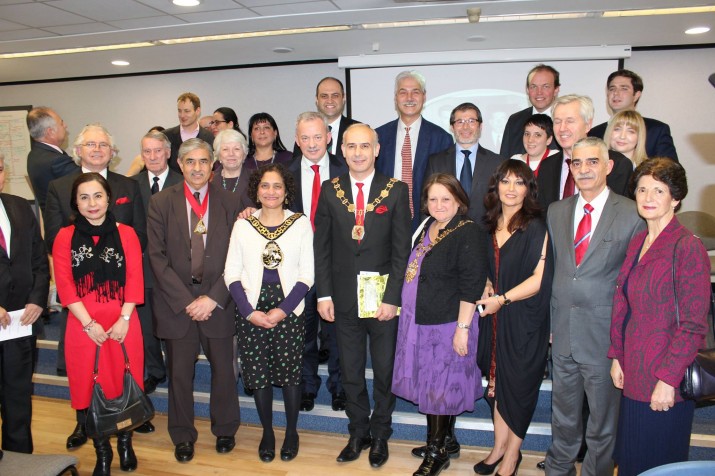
[474,160,552,476]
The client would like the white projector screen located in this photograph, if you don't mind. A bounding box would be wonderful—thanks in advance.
[348,60,620,153]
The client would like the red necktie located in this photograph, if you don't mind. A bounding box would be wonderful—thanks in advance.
[563,158,575,198]
[574,203,594,266]
[310,164,321,231]
[0,227,7,255]
[356,182,365,244]
[401,127,414,217]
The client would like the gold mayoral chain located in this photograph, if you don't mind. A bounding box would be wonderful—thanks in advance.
[331,177,398,240]
[246,213,303,270]
[404,220,471,283]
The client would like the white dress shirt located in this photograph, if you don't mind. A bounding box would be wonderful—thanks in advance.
[300,153,330,213]
[393,116,422,180]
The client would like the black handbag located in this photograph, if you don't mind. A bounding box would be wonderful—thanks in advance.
[85,343,155,439]
[672,235,715,401]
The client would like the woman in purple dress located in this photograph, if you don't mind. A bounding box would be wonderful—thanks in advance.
[392,173,487,476]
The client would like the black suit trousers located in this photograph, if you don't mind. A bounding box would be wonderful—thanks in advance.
[0,336,35,453]
[335,311,397,440]
[301,286,342,395]
[137,288,166,380]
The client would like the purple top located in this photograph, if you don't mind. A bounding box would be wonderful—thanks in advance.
[608,217,711,402]
[242,150,293,172]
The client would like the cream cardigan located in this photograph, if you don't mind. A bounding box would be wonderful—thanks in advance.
[224,209,314,316]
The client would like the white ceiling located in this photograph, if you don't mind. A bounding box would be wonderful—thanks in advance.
[0,0,713,83]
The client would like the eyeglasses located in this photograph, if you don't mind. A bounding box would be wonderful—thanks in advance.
[452,118,481,126]
[209,120,227,126]
[82,142,111,150]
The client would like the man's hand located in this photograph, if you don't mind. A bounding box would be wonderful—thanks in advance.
[0,306,9,329]
[374,303,398,321]
[317,300,335,322]
[186,295,217,321]
[20,303,43,326]
[237,207,257,220]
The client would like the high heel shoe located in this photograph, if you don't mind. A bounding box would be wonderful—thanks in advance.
[474,455,503,475]
[496,452,522,476]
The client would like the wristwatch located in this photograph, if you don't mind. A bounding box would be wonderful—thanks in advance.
[501,294,512,306]
[120,314,131,321]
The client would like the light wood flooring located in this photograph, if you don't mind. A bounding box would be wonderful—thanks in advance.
[29,396,555,475]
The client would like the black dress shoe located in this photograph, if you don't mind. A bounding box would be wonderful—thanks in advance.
[56,368,67,377]
[259,433,275,462]
[331,392,347,411]
[336,436,372,462]
[280,435,299,461]
[369,438,389,468]
[536,460,545,470]
[243,386,254,397]
[300,392,316,412]
[474,455,503,475]
[143,375,166,395]
[134,421,155,434]
[174,441,194,463]
[318,348,330,364]
[66,423,87,450]
[216,436,235,454]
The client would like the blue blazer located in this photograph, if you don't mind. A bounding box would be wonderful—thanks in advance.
[375,117,452,230]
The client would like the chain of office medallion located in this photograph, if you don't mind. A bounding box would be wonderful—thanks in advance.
[331,177,398,213]
[246,213,303,240]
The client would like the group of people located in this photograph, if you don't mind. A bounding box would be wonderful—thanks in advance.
[0,63,709,476]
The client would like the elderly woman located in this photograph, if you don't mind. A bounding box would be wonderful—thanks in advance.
[244,112,293,171]
[510,114,558,177]
[211,129,252,207]
[608,158,710,475]
[209,107,246,139]
[392,173,487,476]
[224,164,313,463]
[53,173,144,475]
[604,110,648,168]
[475,160,552,476]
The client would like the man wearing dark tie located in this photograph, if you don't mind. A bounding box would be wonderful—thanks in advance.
[315,124,411,468]
[588,69,678,161]
[544,137,644,476]
[0,152,50,457]
[426,103,505,228]
[376,70,453,230]
[26,107,78,217]
[287,112,347,413]
[131,131,183,405]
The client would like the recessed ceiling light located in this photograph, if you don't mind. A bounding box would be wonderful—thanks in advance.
[111,60,130,66]
[685,26,710,35]
[272,47,294,53]
[172,0,200,6]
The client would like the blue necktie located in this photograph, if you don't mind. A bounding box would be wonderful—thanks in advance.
[459,150,473,193]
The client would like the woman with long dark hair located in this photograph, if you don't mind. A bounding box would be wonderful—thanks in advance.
[244,112,293,171]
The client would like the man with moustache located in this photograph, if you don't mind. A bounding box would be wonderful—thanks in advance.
[148,139,240,462]
[426,102,505,228]
[500,64,562,158]
[545,137,644,476]
[164,92,215,173]
[131,130,183,404]
[376,70,452,230]
[314,124,411,468]
[287,112,347,413]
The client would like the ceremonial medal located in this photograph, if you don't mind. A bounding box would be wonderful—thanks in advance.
[246,213,303,270]
[262,240,284,269]
[352,225,365,240]
[193,219,207,235]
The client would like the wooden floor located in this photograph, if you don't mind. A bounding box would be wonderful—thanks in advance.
[30,396,556,475]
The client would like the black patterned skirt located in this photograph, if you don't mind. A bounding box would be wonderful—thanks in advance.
[237,282,304,389]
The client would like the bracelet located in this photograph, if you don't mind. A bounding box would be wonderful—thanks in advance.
[456,322,470,329]
[83,319,97,333]
[246,312,254,322]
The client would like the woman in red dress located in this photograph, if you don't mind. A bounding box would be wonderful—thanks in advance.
[53,172,144,476]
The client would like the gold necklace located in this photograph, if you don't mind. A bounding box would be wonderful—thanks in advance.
[405,220,470,283]
[332,177,397,213]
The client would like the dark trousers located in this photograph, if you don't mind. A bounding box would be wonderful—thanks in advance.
[301,287,342,395]
[335,311,397,440]
[137,288,166,380]
[0,336,35,453]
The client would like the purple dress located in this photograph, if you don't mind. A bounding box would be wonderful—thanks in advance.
[392,233,482,415]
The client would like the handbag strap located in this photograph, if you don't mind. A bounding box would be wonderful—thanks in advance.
[92,343,131,381]
[672,233,715,337]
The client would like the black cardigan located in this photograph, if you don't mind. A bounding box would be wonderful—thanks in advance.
[412,215,488,325]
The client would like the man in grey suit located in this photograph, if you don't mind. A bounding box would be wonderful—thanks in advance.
[131,131,183,403]
[426,102,505,229]
[545,137,644,476]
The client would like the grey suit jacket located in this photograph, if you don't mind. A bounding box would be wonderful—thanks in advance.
[546,190,644,366]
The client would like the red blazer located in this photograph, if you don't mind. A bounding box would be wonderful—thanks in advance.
[608,217,711,402]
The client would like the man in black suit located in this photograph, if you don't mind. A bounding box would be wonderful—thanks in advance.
[131,130,183,403]
[537,95,633,211]
[426,102,505,228]
[500,64,561,158]
[292,77,360,162]
[25,107,78,217]
[0,152,50,457]
[44,123,147,450]
[287,111,347,413]
[163,92,214,173]
[588,69,678,161]
[315,124,411,468]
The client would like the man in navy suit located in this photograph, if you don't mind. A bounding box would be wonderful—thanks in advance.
[163,92,215,173]
[26,107,78,217]
[500,64,561,158]
[287,111,347,413]
[375,70,452,230]
[588,69,678,161]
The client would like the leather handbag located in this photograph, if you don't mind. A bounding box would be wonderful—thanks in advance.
[85,343,155,439]
[672,235,715,401]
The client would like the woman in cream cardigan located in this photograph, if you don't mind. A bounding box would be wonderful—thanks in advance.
[224,164,314,463]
